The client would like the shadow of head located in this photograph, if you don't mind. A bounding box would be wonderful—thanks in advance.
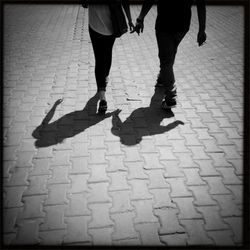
[112,119,185,147]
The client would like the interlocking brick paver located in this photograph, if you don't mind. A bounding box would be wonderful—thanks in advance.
[173,197,202,220]
[15,151,34,167]
[70,157,90,174]
[202,176,231,195]
[40,205,67,231]
[126,162,148,180]
[195,160,220,176]
[89,228,113,245]
[167,178,192,198]
[4,186,26,208]
[139,138,158,153]
[18,195,46,219]
[132,199,158,224]
[181,220,213,245]
[4,133,23,146]
[183,133,201,146]
[226,185,243,205]
[150,188,176,209]
[51,150,71,166]
[110,190,133,213]
[34,147,54,159]
[218,145,242,159]
[24,175,49,196]
[207,231,234,246]
[129,179,153,200]
[106,155,127,172]
[4,167,29,187]
[175,153,198,168]
[135,223,163,246]
[188,146,210,160]
[217,167,241,185]
[188,186,217,206]
[123,147,142,162]
[147,169,169,189]
[106,141,123,155]
[111,212,138,240]
[69,174,89,194]
[182,168,206,186]
[212,194,242,217]
[65,193,91,216]
[29,158,51,176]
[64,216,91,244]
[40,230,66,245]
[109,172,130,191]
[197,206,229,231]
[89,135,106,149]
[45,184,69,206]
[47,166,70,185]
[156,146,176,161]
[224,217,242,244]
[14,219,42,245]
[155,208,185,235]
[160,234,188,246]
[88,149,107,164]
[89,203,113,228]
[4,208,21,233]
[88,183,112,204]
[88,164,109,183]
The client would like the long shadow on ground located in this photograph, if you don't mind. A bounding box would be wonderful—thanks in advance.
[32,93,115,148]
[111,87,184,146]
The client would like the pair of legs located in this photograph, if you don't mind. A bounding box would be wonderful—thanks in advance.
[89,27,116,102]
[156,30,187,103]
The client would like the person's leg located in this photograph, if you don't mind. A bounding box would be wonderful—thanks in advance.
[156,31,186,103]
[89,27,115,101]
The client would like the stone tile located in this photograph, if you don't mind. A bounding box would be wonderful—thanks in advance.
[110,190,133,214]
[111,212,138,240]
[89,203,114,228]
[173,197,202,220]
[155,208,185,235]
[135,223,163,246]
[132,199,158,224]
[181,220,213,245]
[64,216,91,244]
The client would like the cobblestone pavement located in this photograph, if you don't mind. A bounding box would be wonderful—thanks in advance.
[3,4,244,247]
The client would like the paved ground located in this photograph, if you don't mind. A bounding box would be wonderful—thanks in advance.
[3,3,244,247]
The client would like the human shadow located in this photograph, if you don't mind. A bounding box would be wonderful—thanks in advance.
[111,88,184,146]
[32,94,115,148]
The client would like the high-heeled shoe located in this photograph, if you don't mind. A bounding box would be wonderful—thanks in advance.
[98,100,107,113]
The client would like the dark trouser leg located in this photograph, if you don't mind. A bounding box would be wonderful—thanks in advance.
[156,31,186,100]
[89,27,116,92]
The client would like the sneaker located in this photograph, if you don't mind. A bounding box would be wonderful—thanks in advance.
[161,98,176,109]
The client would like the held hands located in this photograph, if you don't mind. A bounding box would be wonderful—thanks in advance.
[197,30,207,46]
[131,18,144,35]
[128,20,135,32]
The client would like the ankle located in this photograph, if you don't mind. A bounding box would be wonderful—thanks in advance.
[98,91,106,101]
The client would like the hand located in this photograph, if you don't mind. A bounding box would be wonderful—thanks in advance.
[131,18,144,35]
[197,30,207,46]
[113,109,122,116]
[128,21,135,32]
[55,98,63,106]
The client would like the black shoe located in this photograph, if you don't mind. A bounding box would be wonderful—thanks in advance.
[98,100,107,113]
[161,98,176,109]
